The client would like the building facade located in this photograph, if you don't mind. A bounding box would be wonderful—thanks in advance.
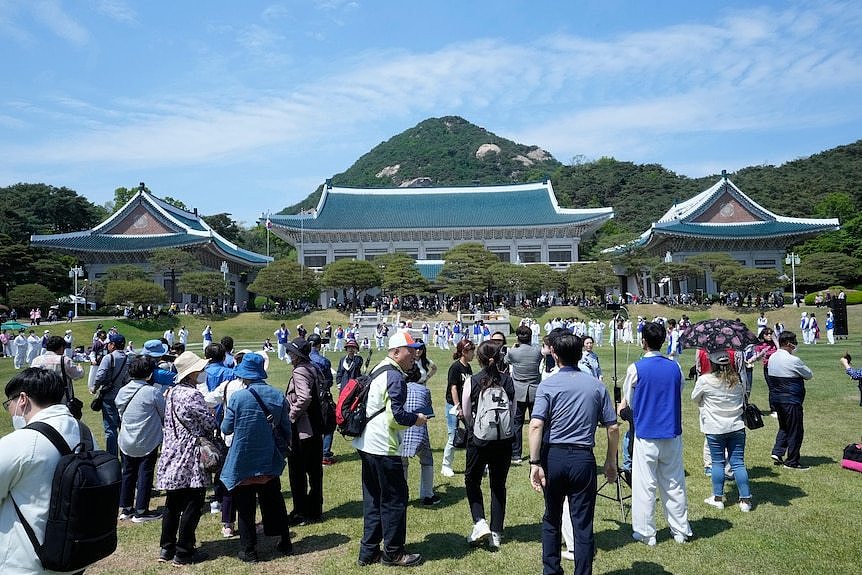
[30,188,272,306]
[268,180,614,271]
[605,173,840,297]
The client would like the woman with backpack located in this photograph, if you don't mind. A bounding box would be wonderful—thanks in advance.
[460,340,515,549]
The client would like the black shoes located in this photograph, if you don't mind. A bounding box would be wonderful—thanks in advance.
[421,495,442,506]
[357,549,382,567]
[238,550,259,563]
[277,538,294,555]
[381,552,423,567]
[783,463,810,470]
[171,550,208,566]
[158,548,174,563]
[287,512,323,526]
[771,454,784,466]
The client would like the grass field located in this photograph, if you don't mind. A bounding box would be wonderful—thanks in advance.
[1,304,860,574]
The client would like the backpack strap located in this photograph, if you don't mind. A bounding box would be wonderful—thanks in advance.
[365,364,397,424]
[23,421,73,456]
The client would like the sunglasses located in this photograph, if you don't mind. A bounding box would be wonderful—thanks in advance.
[3,396,17,411]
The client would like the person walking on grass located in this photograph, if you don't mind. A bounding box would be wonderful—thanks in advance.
[355,331,427,568]
[768,331,813,470]
[462,340,516,550]
[620,322,692,546]
[528,333,618,575]
[442,339,475,477]
[691,350,753,513]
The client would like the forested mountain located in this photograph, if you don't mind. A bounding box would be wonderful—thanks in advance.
[279,116,562,214]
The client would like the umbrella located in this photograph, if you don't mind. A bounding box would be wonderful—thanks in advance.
[680,318,759,352]
[1,320,28,331]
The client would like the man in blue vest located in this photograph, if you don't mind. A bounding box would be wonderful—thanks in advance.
[621,322,692,546]
[275,323,290,362]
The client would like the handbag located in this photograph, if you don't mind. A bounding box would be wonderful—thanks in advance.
[170,389,227,473]
[60,359,83,420]
[452,418,468,449]
[248,387,291,458]
[89,354,127,411]
[742,397,764,430]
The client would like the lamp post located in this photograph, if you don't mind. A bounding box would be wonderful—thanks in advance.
[785,252,800,305]
[220,261,229,313]
[68,266,84,319]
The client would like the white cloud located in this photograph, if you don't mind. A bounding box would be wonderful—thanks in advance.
[3,2,861,177]
[32,0,89,45]
[91,0,136,24]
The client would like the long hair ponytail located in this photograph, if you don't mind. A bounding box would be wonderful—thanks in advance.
[476,341,503,392]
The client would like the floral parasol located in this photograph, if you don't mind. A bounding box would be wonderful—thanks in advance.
[679,318,759,351]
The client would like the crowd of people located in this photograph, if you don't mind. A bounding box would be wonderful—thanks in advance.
[0,306,858,575]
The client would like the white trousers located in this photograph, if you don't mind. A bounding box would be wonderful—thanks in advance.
[631,435,692,539]
[277,343,286,361]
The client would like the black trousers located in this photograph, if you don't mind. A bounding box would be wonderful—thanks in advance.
[160,487,205,558]
[464,439,512,532]
[287,434,324,519]
[772,402,804,466]
[232,477,290,553]
[512,400,533,459]
[119,448,159,513]
[358,451,408,562]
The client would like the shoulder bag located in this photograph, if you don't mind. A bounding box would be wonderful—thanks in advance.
[247,386,291,458]
[170,389,226,473]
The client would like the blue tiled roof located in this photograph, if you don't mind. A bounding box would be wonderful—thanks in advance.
[415,261,443,281]
[654,220,838,238]
[270,183,612,230]
[30,234,206,252]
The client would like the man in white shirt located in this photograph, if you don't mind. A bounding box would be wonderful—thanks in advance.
[1,368,97,574]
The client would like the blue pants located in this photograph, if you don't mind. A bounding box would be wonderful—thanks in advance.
[102,395,120,457]
[706,429,750,499]
[322,432,334,458]
[120,449,159,513]
[541,446,597,575]
[621,426,633,471]
[772,403,804,466]
[358,451,408,563]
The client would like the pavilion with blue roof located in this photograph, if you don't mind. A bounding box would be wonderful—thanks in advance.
[268,180,614,272]
[604,172,840,296]
[30,185,271,305]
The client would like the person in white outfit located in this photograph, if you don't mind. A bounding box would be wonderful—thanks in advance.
[619,322,693,546]
[26,331,41,365]
[14,330,28,369]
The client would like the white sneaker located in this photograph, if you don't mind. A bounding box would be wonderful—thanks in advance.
[467,519,491,546]
[704,497,725,510]
[489,531,501,549]
[561,550,575,561]
[739,500,752,512]
[673,533,690,544]
[210,501,221,514]
[440,466,455,478]
[632,532,656,546]
[221,524,236,538]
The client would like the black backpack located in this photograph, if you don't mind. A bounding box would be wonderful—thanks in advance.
[11,421,121,572]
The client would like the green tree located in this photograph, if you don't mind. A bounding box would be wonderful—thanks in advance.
[106,186,140,213]
[321,259,381,310]
[202,213,242,244]
[793,252,862,289]
[104,280,168,306]
[711,263,744,292]
[437,243,499,299]
[8,283,55,310]
[236,225,294,260]
[177,271,228,303]
[248,259,319,302]
[814,191,855,221]
[373,254,429,296]
[162,197,188,211]
[0,233,33,294]
[721,267,784,298]
[686,252,740,293]
[611,251,659,297]
[567,261,617,298]
[148,249,202,303]
[105,264,150,282]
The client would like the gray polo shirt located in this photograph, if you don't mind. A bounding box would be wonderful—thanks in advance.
[532,367,616,446]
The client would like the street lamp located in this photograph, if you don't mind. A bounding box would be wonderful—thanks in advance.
[220,261,229,313]
[785,252,800,305]
[68,265,84,319]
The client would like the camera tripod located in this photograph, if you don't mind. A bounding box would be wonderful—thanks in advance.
[596,305,631,521]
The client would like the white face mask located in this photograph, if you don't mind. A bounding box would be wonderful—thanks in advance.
[11,398,26,430]
[196,372,207,384]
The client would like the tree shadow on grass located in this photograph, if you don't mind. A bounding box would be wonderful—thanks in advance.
[409,483,466,511]
[604,561,676,575]
[750,480,805,507]
[689,516,733,540]
[416,531,472,561]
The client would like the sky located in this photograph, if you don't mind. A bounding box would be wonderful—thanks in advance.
[1,0,861,226]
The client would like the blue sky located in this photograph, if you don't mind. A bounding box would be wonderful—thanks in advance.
[1,1,861,225]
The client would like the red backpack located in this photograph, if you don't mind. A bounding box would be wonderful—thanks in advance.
[336,365,395,438]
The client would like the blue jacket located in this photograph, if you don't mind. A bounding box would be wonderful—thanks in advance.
[220,381,290,491]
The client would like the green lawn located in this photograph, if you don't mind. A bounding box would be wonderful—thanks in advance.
[1,304,860,574]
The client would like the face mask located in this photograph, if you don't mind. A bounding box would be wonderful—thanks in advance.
[11,399,26,430]
[196,372,207,384]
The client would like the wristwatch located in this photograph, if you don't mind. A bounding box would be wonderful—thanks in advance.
[529,460,541,465]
